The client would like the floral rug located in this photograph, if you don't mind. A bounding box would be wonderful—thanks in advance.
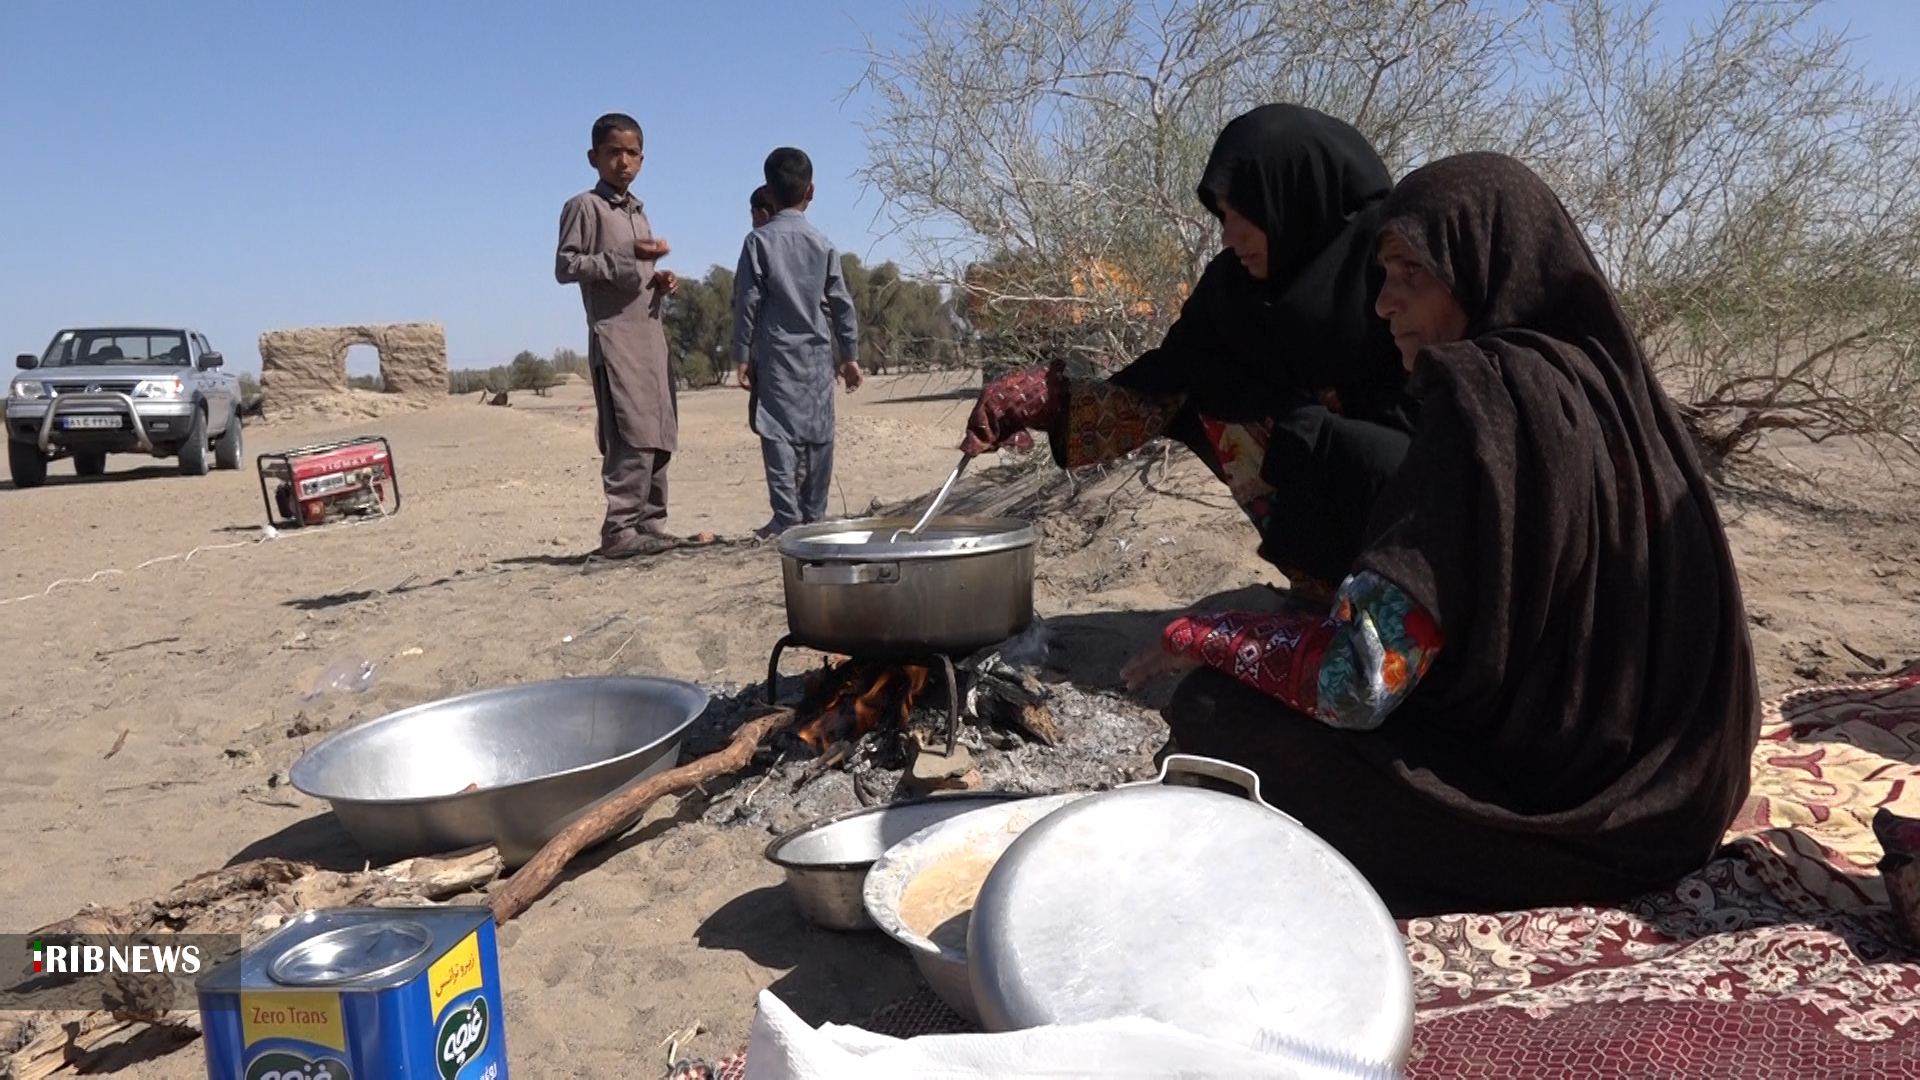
[718,675,1920,1078]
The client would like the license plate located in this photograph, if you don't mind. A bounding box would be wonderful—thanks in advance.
[61,415,123,430]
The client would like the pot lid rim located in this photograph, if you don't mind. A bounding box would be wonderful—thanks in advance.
[777,516,1036,561]
[966,784,1415,1062]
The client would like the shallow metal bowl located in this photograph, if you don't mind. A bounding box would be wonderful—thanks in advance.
[861,793,1090,1024]
[289,676,709,868]
[764,792,1032,932]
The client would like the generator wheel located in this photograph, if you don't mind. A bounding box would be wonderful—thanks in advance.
[177,408,210,476]
[74,450,107,477]
[214,408,243,470]
[8,440,48,489]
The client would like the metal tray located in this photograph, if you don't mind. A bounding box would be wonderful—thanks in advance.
[967,755,1415,1073]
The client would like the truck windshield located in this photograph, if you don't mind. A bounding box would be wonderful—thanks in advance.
[41,330,190,367]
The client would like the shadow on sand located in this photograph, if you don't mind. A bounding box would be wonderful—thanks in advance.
[227,811,368,871]
[695,885,921,1030]
[0,464,185,492]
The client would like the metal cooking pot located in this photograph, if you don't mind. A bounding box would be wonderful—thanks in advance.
[777,516,1035,656]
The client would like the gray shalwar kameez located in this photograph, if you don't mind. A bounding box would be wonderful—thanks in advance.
[730,209,859,528]
[556,181,678,546]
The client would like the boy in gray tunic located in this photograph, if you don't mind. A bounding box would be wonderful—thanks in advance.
[555,113,683,559]
[732,148,862,539]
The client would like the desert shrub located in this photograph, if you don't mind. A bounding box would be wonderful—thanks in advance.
[858,0,1920,461]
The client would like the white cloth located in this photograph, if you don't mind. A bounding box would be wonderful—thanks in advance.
[742,990,1391,1080]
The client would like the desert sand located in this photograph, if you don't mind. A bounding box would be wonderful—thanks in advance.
[2,371,1917,1075]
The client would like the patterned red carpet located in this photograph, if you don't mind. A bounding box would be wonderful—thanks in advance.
[1397,674,1920,1076]
[711,675,1920,1077]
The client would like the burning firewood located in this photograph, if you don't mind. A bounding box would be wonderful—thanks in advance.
[792,660,935,754]
[968,661,1061,747]
[793,740,853,790]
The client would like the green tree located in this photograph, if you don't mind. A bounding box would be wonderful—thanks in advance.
[841,254,961,372]
[508,350,556,392]
[664,266,737,387]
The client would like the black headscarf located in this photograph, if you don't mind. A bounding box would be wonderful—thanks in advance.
[1354,153,1759,882]
[1108,105,1406,422]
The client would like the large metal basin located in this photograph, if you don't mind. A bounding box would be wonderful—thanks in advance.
[777,516,1035,656]
[288,676,709,868]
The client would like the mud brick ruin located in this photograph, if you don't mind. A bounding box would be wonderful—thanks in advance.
[257,322,448,415]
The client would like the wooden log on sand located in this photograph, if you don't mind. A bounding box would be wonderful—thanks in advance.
[489,706,796,924]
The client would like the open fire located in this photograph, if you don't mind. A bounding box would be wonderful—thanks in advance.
[793,659,937,753]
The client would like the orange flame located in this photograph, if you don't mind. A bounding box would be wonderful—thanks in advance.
[794,661,935,754]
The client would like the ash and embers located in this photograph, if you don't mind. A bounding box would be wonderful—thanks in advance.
[676,624,1171,836]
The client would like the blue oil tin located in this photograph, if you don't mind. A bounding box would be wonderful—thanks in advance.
[196,906,509,1080]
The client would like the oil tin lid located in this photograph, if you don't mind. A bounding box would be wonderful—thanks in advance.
[267,919,434,987]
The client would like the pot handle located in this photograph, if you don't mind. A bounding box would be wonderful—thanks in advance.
[799,561,900,585]
[1152,754,1276,811]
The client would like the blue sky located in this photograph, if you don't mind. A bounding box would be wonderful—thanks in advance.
[1,1,1913,374]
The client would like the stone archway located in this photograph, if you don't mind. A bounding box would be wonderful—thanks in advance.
[257,322,448,413]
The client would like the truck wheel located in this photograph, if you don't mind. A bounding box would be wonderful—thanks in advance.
[8,440,48,489]
[177,408,210,476]
[74,450,107,477]
[214,408,243,470]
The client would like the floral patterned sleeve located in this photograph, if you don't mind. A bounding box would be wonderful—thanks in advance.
[1162,571,1445,731]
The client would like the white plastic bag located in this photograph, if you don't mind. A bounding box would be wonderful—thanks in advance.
[743,990,1370,1080]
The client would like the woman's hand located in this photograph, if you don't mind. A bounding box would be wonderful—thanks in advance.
[1121,642,1200,692]
[960,366,1059,457]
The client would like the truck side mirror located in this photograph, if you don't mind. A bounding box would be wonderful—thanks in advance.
[198,351,224,370]
[15,354,37,370]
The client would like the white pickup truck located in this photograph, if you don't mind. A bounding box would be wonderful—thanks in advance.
[6,326,244,487]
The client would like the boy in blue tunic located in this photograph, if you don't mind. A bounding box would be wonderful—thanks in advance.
[731,148,862,539]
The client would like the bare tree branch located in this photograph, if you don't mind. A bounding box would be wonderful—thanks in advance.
[856,0,1920,462]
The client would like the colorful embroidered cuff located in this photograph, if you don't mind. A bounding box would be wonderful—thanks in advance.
[1055,379,1184,469]
[1314,572,1445,730]
[1164,610,1334,716]
[1161,571,1443,730]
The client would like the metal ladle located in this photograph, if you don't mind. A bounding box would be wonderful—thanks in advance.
[892,455,970,541]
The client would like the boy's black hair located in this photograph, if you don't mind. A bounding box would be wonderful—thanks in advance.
[750,185,776,214]
[764,147,813,208]
[591,113,643,149]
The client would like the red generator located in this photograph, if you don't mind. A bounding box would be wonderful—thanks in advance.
[257,436,401,528]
